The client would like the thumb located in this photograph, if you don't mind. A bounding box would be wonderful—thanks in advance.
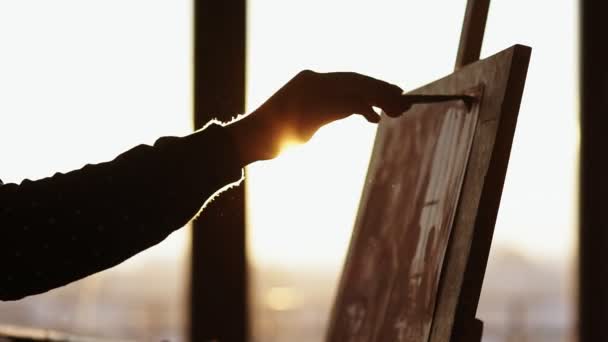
[357,105,381,123]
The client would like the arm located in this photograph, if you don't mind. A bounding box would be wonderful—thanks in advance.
[0,70,407,301]
[0,124,242,300]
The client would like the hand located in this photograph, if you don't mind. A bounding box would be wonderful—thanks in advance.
[227,70,410,165]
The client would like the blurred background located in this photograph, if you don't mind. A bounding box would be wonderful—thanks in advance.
[0,0,577,341]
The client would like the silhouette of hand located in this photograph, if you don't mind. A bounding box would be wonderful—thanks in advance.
[228,70,409,164]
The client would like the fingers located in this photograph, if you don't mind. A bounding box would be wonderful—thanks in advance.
[384,101,412,117]
[369,85,412,117]
[357,105,381,123]
[328,72,408,117]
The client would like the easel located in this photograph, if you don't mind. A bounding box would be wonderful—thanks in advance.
[327,0,533,340]
[450,1,489,341]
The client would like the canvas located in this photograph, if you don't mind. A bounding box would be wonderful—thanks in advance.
[327,45,531,342]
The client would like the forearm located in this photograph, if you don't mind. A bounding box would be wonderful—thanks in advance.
[0,123,242,300]
[224,109,283,165]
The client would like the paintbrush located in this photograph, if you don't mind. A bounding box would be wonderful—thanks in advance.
[401,94,475,109]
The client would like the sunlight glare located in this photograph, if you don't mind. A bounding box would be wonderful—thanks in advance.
[246,118,376,268]
[279,137,305,156]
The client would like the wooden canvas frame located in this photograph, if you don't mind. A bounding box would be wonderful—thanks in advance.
[428,44,531,342]
[326,44,531,342]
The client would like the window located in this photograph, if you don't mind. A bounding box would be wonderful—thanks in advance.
[0,1,192,340]
[246,1,577,341]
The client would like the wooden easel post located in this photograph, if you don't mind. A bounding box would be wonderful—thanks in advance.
[455,0,491,70]
[452,0,490,341]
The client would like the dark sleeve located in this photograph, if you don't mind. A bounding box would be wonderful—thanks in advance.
[0,123,243,301]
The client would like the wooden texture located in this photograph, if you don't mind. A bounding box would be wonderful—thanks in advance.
[450,0,490,340]
[327,91,481,342]
[326,45,531,342]
[190,0,248,341]
[431,44,530,342]
[454,0,491,69]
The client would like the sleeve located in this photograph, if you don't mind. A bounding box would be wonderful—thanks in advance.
[0,123,243,301]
